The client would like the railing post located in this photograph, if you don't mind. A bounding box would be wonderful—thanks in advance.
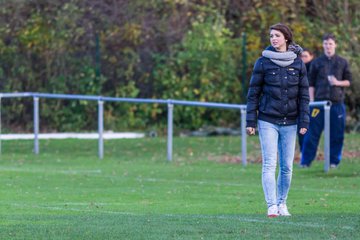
[167,102,174,161]
[241,108,247,166]
[98,100,104,159]
[324,103,331,172]
[0,97,2,155]
[33,97,39,154]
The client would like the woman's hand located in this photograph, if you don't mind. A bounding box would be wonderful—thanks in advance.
[246,127,256,136]
[299,128,307,135]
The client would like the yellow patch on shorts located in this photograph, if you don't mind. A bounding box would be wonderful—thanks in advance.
[311,108,320,117]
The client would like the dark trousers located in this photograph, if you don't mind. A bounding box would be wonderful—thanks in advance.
[300,103,345,166]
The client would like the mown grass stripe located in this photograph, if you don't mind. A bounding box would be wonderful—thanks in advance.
[8,203,356,231]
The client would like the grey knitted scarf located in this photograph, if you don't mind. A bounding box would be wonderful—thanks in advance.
[262,50,297,67]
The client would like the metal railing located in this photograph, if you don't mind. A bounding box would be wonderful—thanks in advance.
[0,92,331,171]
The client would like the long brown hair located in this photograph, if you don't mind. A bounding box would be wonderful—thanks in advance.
[270,23,294,48]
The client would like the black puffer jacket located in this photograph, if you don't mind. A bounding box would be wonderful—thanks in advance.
[246,47,310,129]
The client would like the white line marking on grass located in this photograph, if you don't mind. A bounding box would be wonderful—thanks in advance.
[136,177,360,195]
[292,187,360,195]
[140,177,250,187]
[0,167,102,175]
[12,203,137,216]
[11,203,355,231]
[39,202,135,206]
[58,169,102,174]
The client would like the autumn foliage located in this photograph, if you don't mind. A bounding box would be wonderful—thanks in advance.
[0,0,359,132]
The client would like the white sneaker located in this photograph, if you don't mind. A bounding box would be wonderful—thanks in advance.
[278,204,291,216]
[267,205,279,218]
[330,164,338,169]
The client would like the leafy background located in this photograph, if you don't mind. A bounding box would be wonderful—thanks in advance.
[0,0,359,132]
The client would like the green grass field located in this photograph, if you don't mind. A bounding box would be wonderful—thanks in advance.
[0,133,359,239]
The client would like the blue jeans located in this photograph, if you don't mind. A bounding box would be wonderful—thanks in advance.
[258,120,297,208]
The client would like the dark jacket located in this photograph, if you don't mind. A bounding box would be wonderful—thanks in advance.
[305,60,312,73]
[246,48,310,129]
[308,54,352,103]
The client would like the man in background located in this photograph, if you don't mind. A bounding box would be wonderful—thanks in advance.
[300,33,352,168]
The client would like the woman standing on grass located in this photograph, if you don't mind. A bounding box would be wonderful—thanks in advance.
[246,23,310,217]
